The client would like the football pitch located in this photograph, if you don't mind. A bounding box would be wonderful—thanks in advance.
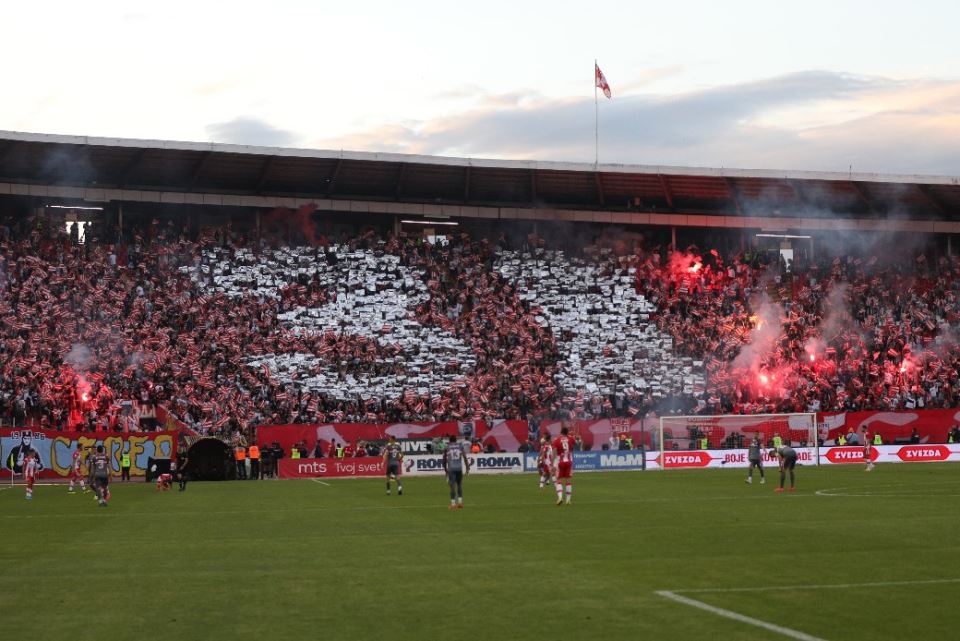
[2,464,959,641]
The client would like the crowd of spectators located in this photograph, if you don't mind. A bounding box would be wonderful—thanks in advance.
[2,209,960,442]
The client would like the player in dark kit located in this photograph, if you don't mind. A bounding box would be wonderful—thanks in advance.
[745,433,765,485]
[173,457,188,492]
[443,435,468,509]
[382,435,403,496]
[771,445,798,493]
[90,445,111,507]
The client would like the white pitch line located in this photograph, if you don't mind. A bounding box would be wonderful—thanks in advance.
[815,486,960,498]
[655,590,828,641]
[673,577,960,594]
[310,478,331,486]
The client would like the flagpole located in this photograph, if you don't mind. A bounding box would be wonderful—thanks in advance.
[594,59,599,166]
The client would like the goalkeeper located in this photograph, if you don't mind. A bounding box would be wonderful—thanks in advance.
[770,445,797,493]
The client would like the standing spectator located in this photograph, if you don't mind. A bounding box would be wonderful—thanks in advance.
[234,445,247,480]
[259,446,273,479]
[248,442,261,480]
[120,449,132,482]
[270,442,284,477]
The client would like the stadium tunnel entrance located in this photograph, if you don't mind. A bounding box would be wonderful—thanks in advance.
[185,438,235,481]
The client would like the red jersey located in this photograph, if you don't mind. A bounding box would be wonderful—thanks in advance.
[552,435,576,465]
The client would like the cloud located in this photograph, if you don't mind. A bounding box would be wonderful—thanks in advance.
[315,71,960,174]
[206,116,301,147]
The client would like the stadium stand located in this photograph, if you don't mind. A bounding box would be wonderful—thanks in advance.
[3,203,960,445]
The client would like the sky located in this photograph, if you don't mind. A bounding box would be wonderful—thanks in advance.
[2,0,958,175]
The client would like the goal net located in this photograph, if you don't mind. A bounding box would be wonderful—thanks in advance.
[656,413,819,470]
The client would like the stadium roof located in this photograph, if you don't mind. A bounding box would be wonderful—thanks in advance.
[1,130,959,233]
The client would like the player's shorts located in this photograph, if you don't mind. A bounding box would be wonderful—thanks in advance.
[25,476,35,489]
[386,462,400,477]
[782,455,797,470]
[94,476,109,490]
[557,461,573,480]
[71,469,83,480]
[538,463,552,476]
[446,469,463,486]
[748,458,762,468]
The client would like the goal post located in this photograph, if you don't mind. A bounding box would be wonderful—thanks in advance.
[656,413,819,470]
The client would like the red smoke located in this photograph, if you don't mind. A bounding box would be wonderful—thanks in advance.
[262,202,326,246]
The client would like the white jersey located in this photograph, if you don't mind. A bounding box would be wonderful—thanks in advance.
[24,457,38,480]
[537,444,555,467]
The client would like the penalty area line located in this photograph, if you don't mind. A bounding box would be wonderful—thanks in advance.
[655,590,828,641]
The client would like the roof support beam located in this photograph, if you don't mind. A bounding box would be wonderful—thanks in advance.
[724,177,743,215]
[594,172,605,207]
[118,149,148,187]
[395,162,407,199]
[658,174,674,209]
[788,179,806,205]
[463,166,471,202]
[188,151,212,191]
[326,158,343,197]
[916,184,946,216]
[850,181,872,209]
[0,140,20,166]
[255,155,277,193]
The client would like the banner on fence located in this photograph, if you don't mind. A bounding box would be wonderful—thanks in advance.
[0,428,178,479]
[279,452,525,479]
[818,409,960,444]
[820,444,960,465]
[257,421,528,455]
[279,457,384,479]
[523,450,646,472]
[646,447,818,470]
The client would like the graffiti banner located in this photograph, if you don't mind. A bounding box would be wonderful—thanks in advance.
[1,428,178,479]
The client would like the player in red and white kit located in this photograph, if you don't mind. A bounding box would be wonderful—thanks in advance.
[155,473,173,491]
[24,450,38,500]
[551,427,576,506]
[537,432,555,489]
[68,445,87,494]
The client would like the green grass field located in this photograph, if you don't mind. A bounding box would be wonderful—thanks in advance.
[2,464,959,641]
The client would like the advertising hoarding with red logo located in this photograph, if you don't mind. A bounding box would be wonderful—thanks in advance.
[645,447,817,470]
[817,444,960,465]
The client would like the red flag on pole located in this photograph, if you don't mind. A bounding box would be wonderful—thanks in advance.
[595,63,612,99]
